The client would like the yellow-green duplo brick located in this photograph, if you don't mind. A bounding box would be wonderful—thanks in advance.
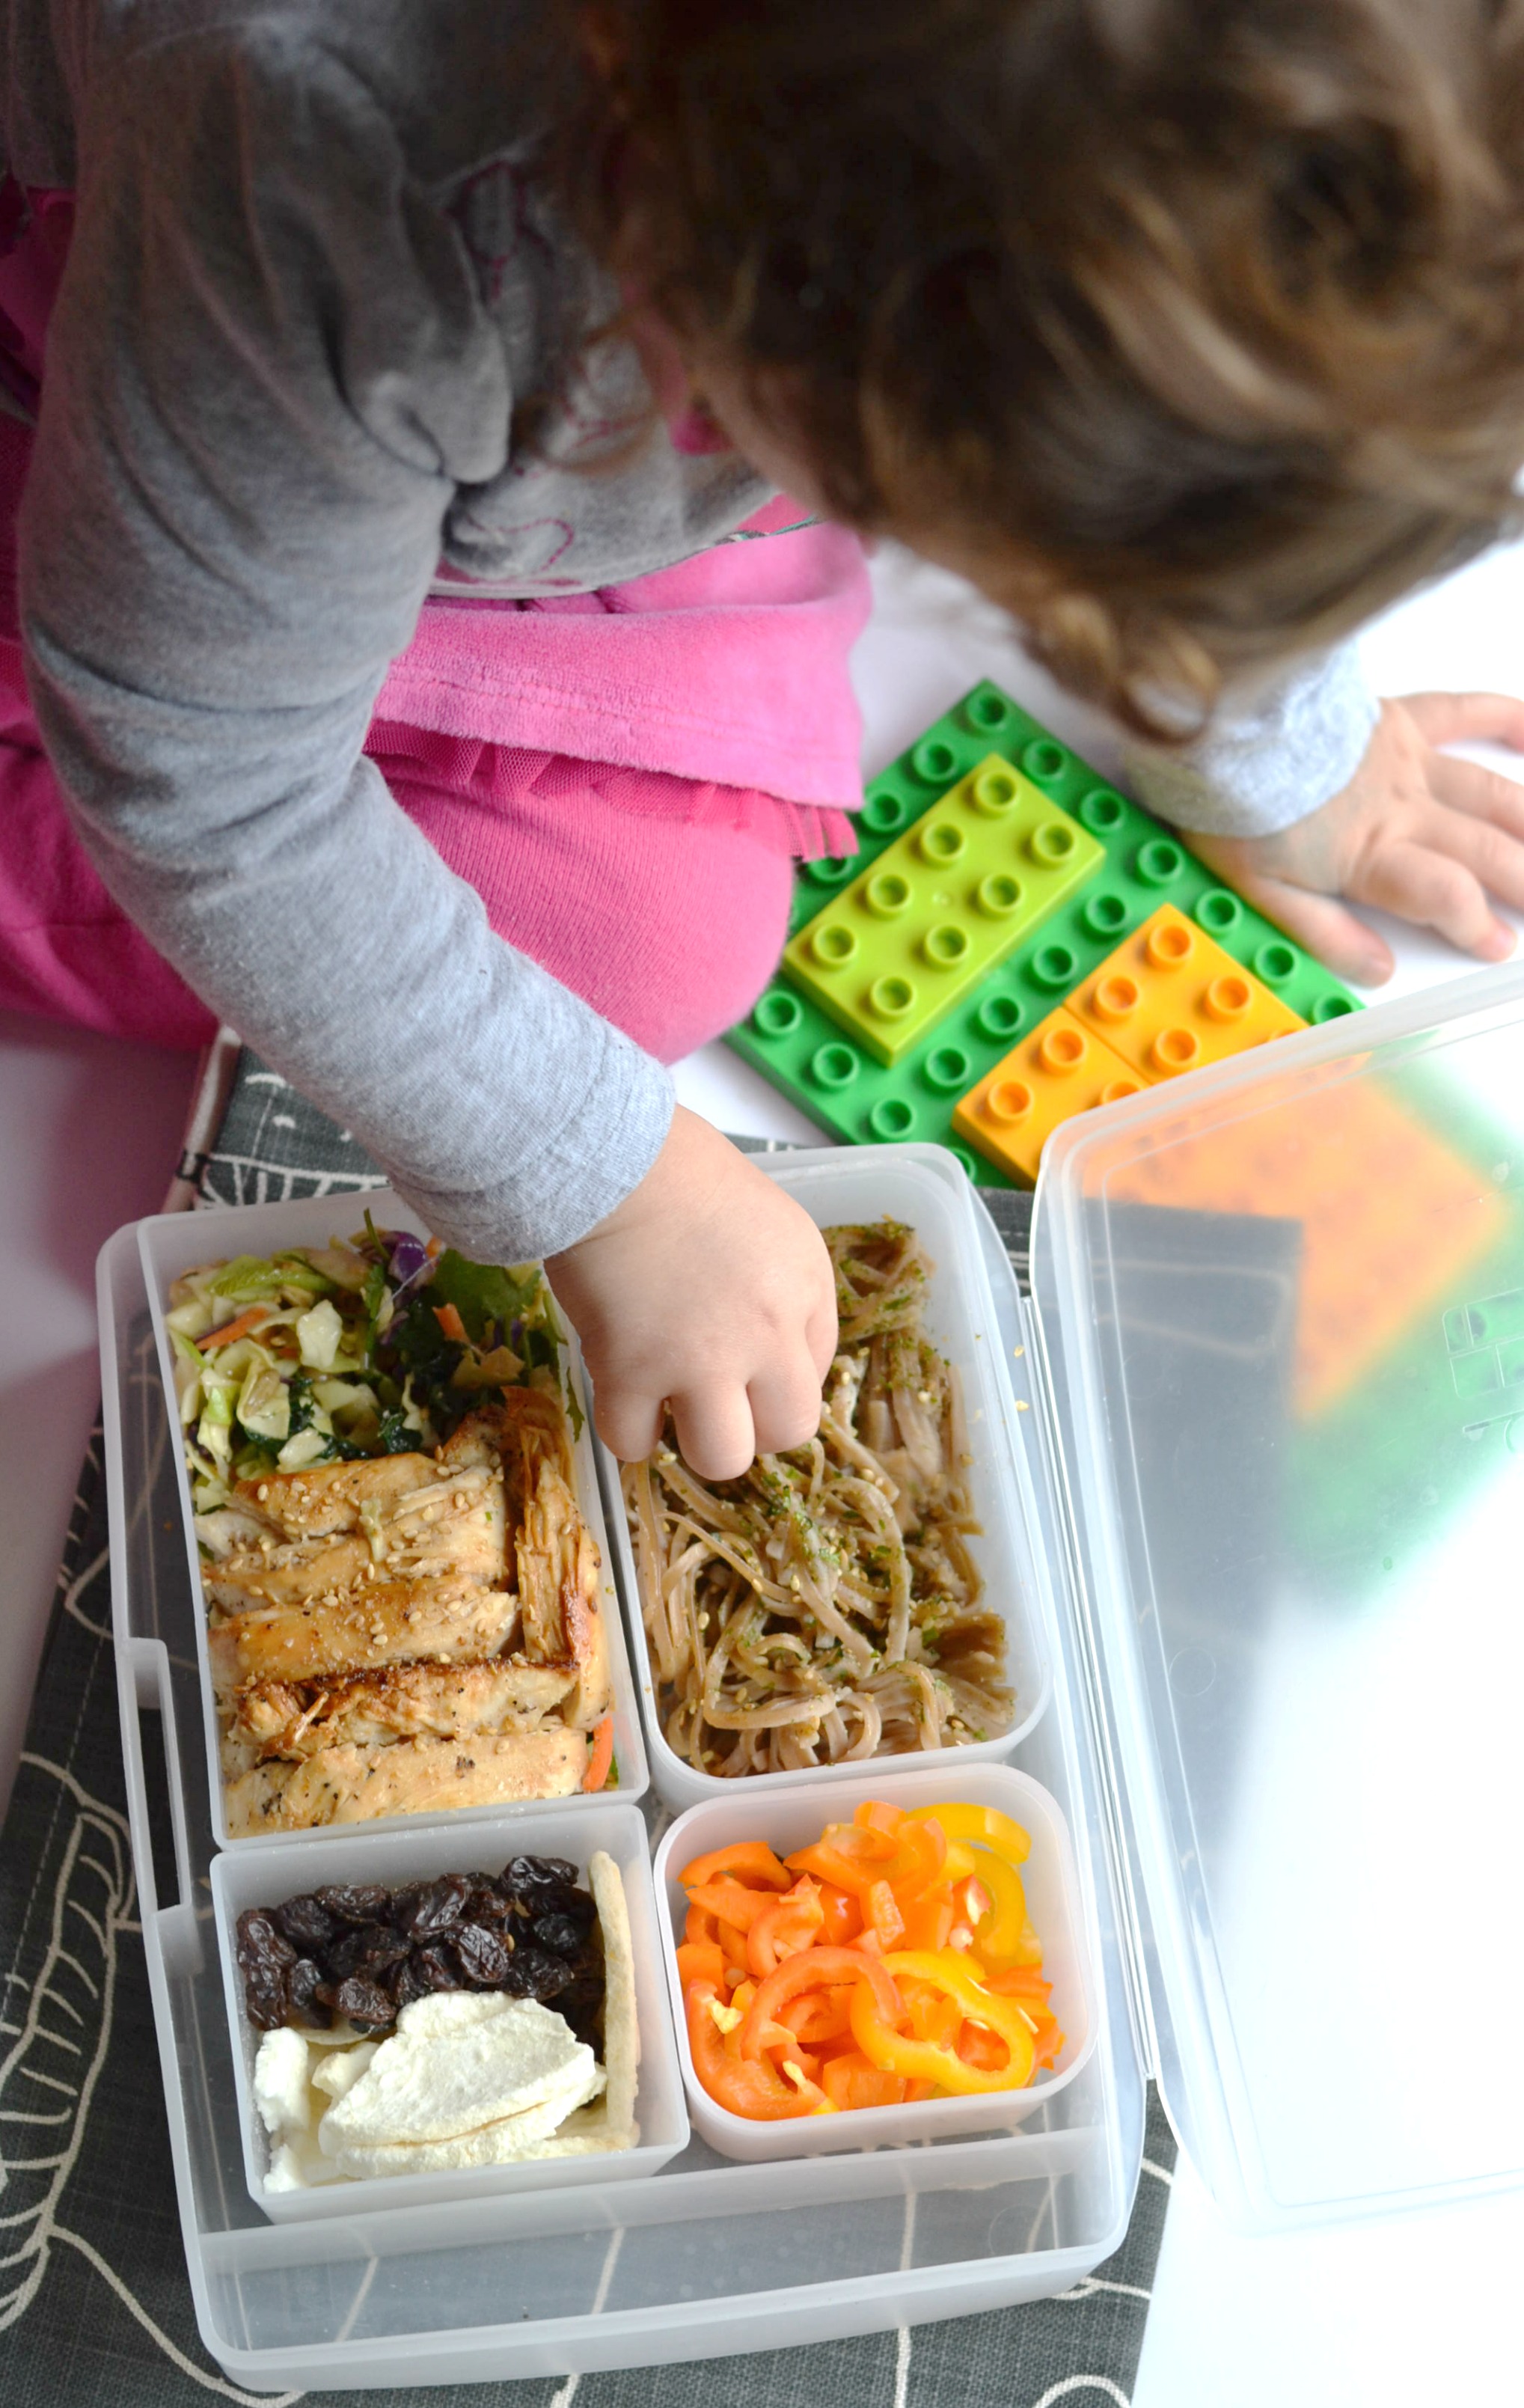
[781,754,1106,1066]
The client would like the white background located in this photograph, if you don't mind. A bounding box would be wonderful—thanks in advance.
[4,537,1523,2401]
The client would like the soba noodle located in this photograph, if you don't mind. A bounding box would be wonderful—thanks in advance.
[622,1220,1012,1777]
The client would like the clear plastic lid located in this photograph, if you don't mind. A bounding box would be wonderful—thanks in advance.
[1031,964,1524,2233]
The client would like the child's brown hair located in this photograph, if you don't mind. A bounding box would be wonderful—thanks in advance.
[564,0,1524,735]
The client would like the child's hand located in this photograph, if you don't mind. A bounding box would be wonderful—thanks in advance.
[545,1107,838,1479]
[1187,694,1524,985]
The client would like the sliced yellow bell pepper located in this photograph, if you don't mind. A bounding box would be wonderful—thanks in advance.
[849,1949,1037,2093]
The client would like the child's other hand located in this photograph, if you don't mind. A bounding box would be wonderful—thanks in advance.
[1188,694,1524,985]
[545,1106,838,1479]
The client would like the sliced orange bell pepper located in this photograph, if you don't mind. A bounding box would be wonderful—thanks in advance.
[676,1939,726,1989]
[679,1841,792,1892]
[747,1877,826,1977]
[863,1877,907,1950]
[821,2050,908,2111]
[739,1946,903,2062]
[684,1878,774,1932]
[900,1888,955,1953]
[815,1882,862,1945]
[686,1981,826,2120]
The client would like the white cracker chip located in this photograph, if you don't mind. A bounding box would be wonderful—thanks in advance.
[588,1851,638,2139]
[253,2027,311,2142]
[266,2132,344,2191]
[317,1995,596,2154]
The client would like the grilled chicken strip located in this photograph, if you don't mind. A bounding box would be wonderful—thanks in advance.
[517,1455,610,1727]
[203,1467,507,1613]
[224,1659,580,1761]
[224,1729,588,1836]
[207,1574,520,1693]
[232,1450,443,1538]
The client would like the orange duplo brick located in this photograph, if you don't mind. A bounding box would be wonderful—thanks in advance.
[1066,904,1306,1081]
[952,1009,1145,1185]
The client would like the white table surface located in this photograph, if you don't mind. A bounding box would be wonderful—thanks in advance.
[3,538,1523,2401]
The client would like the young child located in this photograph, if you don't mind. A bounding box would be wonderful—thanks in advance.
[4,0,1524,1480]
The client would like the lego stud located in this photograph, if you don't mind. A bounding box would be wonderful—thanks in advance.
[970,768,1017,816]
[1030,943,1077,991]
[810,921,857,968]
[1022,738,1067,783]
[1312,994,1356,1022]
[868,974,916,1022]
[924,1045,972,1094]
[975,993,1023,1040]
[869,1097,916,1140]
[1099,1077,1144,1105]
[949,1143,980,1179]
[976,872,1023,918]
[911,737,959,784]
[1079,787,1125,833]
[1092,974,1139,1024]
[753,989,802,1039]
[1145,919,1194,971]
[922,923,970,968]
[983,1078,1034,1125]
[1028,820,1078,867]
[861,789,909,835]
[967,689,1012,732]
[801,853,857,893]
[810,1042,860,1090]
[1254,939,1297,985]
[1136,840,1184,887]
[1038,1024,1088,1077]
[1197,890,1242,935]
[865,871,912,918]
[1150,1026,1200,1074]
[1205,974,1252,1022]
[917,820,966,865]
[1082,892,1127,939]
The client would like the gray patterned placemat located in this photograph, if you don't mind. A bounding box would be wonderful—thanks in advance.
[0,1044,1173,2406]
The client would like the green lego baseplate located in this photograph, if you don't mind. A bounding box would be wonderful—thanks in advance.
[730,679,1362,1185]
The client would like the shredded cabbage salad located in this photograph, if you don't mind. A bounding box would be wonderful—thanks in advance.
[166,1219,577,1521]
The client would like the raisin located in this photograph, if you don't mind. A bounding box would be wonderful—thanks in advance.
[314,1883,391,1925]
[287,1958,329,2028]
[530,1913,586,1958]
[498,1946,572,2004]
[236,1909,296,1972]
[465,1883,514,1926]
[389,1955,432,2009]
[322,1925,381,1981]
[554,1973,605,2054]
[500,1854,580,1900]
[450,1923,512,1986]
[325,1975,394,2031]
[242,1961,290,2030]
[357,1929,412,1975]
[395,1875,472,1939]
[272,1893,336,1952]
[416,1944,462,1993]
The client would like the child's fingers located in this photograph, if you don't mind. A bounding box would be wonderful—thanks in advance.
[805,1291,839,1384]
[1397,691,1524,758]
[669,1386,757,1485]
[1359,838,1517,962]
[593,1387,667,1466]
[1427,751,1524,844]
[747,1360,830,1460]
[1195,860,1395,984]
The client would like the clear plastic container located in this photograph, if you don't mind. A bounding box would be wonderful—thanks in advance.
[135,1195,648,1849]
[212,1799,688,2220]
[596,1147,1056,1810]
[652,1764,1098,2163]
[100,1162,1139,2390]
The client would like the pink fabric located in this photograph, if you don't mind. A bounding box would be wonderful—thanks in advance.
[0,181,866,1052]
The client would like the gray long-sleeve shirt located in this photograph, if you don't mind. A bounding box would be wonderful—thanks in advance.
[1,0,1376,1260]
